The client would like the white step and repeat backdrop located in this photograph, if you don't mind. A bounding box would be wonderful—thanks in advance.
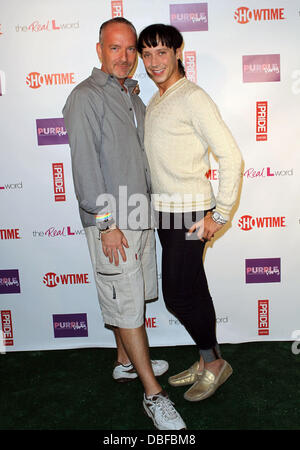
[1,0,299,352]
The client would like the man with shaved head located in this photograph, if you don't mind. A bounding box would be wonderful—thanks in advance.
[63,18,185,430]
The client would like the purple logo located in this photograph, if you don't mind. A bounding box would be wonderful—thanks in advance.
[36,118,69,146]
[53,313,88,338]
[243,54,280,83]
[0,270,21,294]
[170,3,208,32]
[245,258,281,283]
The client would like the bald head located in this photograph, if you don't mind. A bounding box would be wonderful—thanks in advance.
[96,19,137,84]
[99,17,137,44]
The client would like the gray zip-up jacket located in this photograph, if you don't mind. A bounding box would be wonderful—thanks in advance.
[62,67,152,230]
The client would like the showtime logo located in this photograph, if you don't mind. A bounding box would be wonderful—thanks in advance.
[145,317,157,328]
[258,300,269,335]
[256,101,268,141]
[243,54,280,83]
[170,3,208,32]
[111,0,123,17]
[53,313,88,338]
[184,51,197,83]
[43,272,90,287]
[234,7,285,24]
[52,163,66,202]
[1,311,14,346]
[238,215,286,231]
[26,72,75,89]
[0,229,21,240]
[36,118,68,146]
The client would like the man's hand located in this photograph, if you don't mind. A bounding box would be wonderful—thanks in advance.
[101,228,129,266]
[188,211,223,242]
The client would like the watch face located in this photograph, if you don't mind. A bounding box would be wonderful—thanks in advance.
[212,211,226,224]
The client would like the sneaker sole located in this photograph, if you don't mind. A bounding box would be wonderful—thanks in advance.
[113,376,138,383]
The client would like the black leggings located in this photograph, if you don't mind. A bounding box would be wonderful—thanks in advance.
[157,211,221,362]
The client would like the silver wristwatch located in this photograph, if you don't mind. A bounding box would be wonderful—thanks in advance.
[211,210,227,225]
[99,223,117,235]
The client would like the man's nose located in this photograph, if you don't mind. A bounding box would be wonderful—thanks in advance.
[119,48,128,62]
[150,54,159,67]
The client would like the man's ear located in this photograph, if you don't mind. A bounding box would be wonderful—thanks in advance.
[96,42,102,62]
[176,47,182,61]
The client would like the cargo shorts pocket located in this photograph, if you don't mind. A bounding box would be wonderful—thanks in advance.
[96,267,123,300]
[96,261,144,320]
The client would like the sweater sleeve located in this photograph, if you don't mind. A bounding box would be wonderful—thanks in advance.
[188,88,243,221]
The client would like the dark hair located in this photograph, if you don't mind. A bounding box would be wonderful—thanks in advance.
[99,17,137,43]
[137,23,185,76]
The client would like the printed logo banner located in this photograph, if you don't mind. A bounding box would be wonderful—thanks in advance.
[43,272,90,288]
[0,0,298,352]
[1,311,14,346]
[53,313,88,338]
[52,163,66,202]
[170,3,208,32]
[0,270,21,294]
[26,72,75,89]
[234,7,285,24]
[238,215,286,231]
[184,51,197,83]
[111,0,123,17]
[36,119,68,146]
[243,54,280,83]
[246,258,281,283]
[256,101,268,141]
[258,300,269,335]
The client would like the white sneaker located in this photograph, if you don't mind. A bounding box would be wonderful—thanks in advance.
[113,359,169,383]
[143,390,187,430]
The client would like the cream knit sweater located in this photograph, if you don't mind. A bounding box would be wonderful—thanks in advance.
[144,77,242,221]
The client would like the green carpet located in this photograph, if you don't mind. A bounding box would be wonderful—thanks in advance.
[0,342,299,430]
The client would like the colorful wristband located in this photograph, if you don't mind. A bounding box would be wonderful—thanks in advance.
[96,212,112,222]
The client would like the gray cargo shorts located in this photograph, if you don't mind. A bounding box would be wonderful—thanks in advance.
[85,227,158,328]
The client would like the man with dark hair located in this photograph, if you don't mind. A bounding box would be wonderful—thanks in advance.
[138,24,242,402]
[137,23,186,76]
[63,18,186,429]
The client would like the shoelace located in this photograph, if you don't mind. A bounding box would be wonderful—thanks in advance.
[153,394,178,420]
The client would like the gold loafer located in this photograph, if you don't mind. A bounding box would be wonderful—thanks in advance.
[168,361,203,387]
[184,361,233,401]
